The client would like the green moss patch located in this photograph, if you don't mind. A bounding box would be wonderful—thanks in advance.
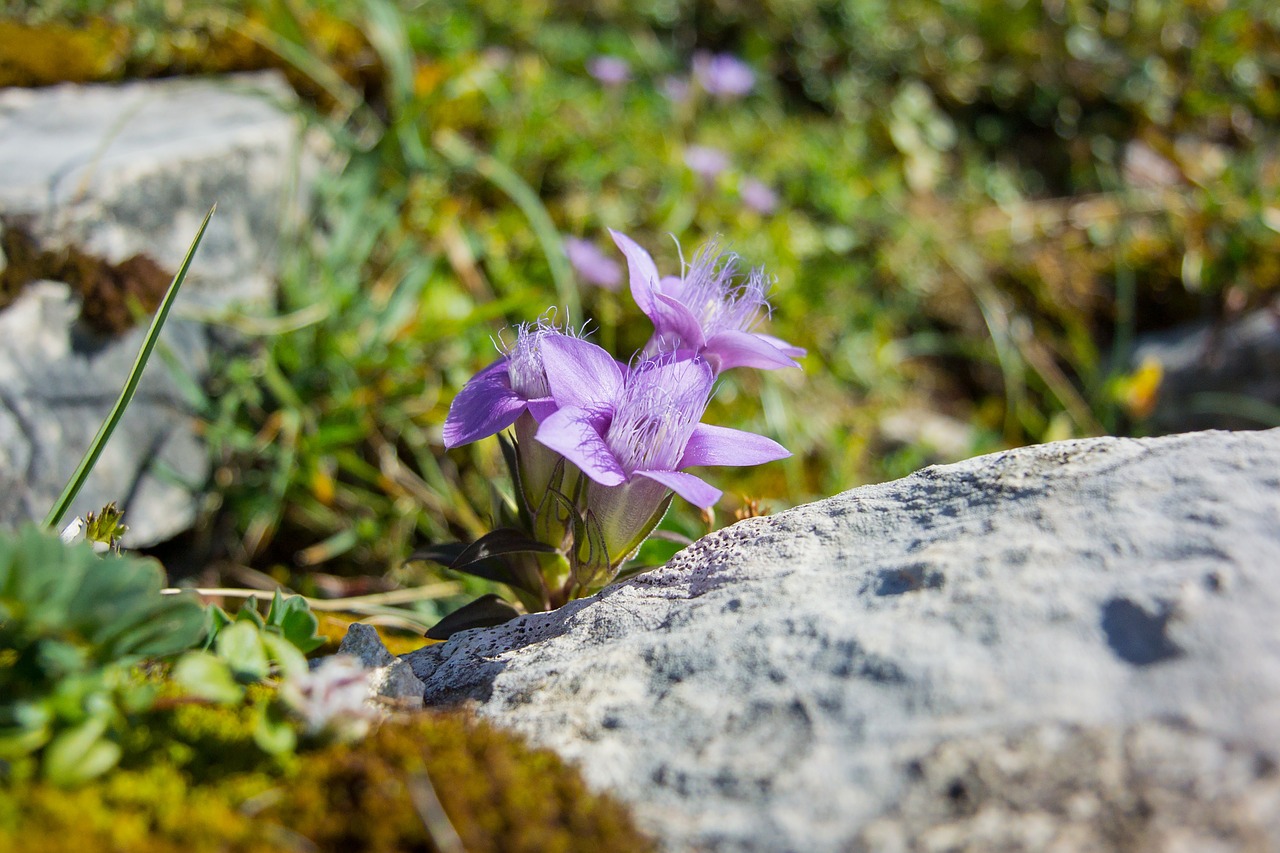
[0,709,653,853]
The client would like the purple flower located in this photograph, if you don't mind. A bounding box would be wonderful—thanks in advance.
[609,230,805,372]
[565,237,622,290]
[535,337,788,559]
[442,320,568,449]
[693,51,756,99]
[739,177,779,214]
[661,75,691,104]
[587,55,631,87]
[684,145,731,182]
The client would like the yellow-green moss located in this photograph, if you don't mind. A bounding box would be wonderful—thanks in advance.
[0,12,381,114]
[1,709,653,853]
[0,19,129,87]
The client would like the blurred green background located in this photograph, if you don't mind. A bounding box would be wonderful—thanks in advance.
[4,0,1278,619]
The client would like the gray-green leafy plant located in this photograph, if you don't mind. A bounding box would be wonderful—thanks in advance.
[0,525,207,785]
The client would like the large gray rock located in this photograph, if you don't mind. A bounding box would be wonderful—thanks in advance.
[0,72,310,544]
[397,429,1280,852]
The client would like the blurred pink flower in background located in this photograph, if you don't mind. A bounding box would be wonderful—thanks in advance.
[685,145,731,182]
[588,55,632,87]
[661,75,692,104]
[739,177,779,214]
[565,237,623,290]
[693,51,756,99]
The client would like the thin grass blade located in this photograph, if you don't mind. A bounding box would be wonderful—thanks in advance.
[44,205,217,530]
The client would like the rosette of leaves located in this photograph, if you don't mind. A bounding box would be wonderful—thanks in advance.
[0,524,206,785]
[172,590,328,755]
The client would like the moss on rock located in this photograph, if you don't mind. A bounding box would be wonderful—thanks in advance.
[1,708,653,853]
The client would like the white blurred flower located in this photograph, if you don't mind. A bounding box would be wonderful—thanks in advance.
[281,654,378,740]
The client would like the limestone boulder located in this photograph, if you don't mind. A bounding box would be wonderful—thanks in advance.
[386,429,1280,852]
[0,72,311,544]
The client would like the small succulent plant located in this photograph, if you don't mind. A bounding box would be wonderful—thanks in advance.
[0,524,206,784]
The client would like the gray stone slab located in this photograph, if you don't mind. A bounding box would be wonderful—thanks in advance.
[0,72,311,545]
[0,71,304,308]
[394,429,1280,852]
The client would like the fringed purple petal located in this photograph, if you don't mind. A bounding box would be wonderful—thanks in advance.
[442,360,526,449]
[650,291,708,352]
[535,407,626,486]
[609,229,660,315]
[636,469,722,508]
[540,335,626,409]
[703,330,802,371]
[679,423,791,468]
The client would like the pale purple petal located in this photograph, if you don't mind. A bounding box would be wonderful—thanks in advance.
[754,332,807,358]
[693,52,755,99]
[679,423,791,468]
[588,55,631,87]
[661,75,691,104]
[443,361,526,448]
[565,237,622,290]
[636,469,722,508]
[526,397,559,422]
[535,408,626,486]
[541,335,625,409]
[739,178,778,214]
[609,229,660,315]
[703,329,802,371]
[650,291,709,351]
[685,145,730,181]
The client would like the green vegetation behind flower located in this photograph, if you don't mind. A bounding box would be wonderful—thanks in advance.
[5,0,1278,588]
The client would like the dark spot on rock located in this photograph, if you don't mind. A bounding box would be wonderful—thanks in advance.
[1,220,172,335]
[725,598,742,612]
[1100,597,1182,666]
[1203,570,1227,594]
[946,778,977,816]
[875,564,945,596]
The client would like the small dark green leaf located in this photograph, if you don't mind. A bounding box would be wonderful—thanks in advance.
[408,542,538,594]
[449,528,557,569]
[278,604,326,654]
[497,431,531,526]
[265,589,287,626]
[203,605,233,651]
[235,603,266,630]
[407,542,473,566]
[425,594,521,640]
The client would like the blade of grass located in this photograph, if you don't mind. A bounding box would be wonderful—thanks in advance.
[44,205,216,530]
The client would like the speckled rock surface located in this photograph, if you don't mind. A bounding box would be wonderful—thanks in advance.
[0,72,311,544]
[398,429,1280,852]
